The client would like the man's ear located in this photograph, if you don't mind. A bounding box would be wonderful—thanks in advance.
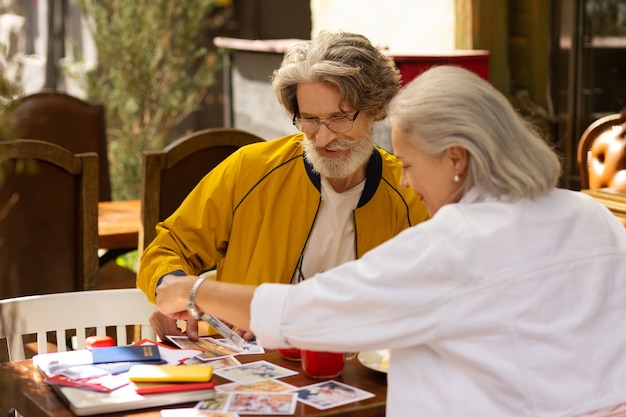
[448,146,468,174]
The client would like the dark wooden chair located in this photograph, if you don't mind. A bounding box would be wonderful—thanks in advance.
[0,139,100,298]
[7,90,112,202]
[577,107,626,190]
[6,91,141,273]
[139,127,264,254]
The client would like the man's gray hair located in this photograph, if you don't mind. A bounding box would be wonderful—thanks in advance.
[272,30,401,121]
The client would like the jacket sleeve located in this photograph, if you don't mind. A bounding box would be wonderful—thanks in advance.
[137,151,245,302]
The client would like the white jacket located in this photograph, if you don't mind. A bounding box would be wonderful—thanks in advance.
[251,187,626,417]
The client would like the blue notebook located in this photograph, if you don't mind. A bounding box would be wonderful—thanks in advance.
[91,345,162,364]
[94,359,167,374]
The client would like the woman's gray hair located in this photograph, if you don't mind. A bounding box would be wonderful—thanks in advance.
[271,31,400,121]
[388,65,561,201]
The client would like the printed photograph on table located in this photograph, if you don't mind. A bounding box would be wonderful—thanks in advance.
[212,337,265,354]
[45,368,129,392]
[168,336,239,360]
[183,355,242,369]
[216,379,297,393]
[226,392,298,415]
[214,360,298,384]
[162,408,239,417]
[294,380,375,410]
[57,364,109,380]
[194,393,230,412]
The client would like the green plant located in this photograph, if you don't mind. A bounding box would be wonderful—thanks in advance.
[0,53,22,141]
[587,0,626,37]
[74,0,225,200]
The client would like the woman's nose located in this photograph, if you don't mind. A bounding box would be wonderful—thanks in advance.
[400,171,410,189]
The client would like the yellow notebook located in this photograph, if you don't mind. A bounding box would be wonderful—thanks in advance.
[128,365,213,382]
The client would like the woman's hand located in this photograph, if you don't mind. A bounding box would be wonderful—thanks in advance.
[155,274,199,319]
[153,274,204,341]
[156,273,256,335]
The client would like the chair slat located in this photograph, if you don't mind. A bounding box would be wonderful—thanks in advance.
[7,335,25,361]
[75,328,87,350]
[116,325,128,346]
[37,332,48,355]
[55,329,67,353]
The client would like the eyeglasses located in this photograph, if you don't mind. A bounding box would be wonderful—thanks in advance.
[292,111,360,134]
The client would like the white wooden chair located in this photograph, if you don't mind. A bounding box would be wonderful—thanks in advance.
[0,288,156,362]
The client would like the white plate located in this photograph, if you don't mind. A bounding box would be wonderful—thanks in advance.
[357,349,389,373]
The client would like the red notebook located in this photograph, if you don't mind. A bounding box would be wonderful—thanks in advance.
[133,381,217,395]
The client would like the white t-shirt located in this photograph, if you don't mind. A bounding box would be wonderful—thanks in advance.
[291,176,365,283]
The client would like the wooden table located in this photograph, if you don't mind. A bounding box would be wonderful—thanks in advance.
[581,188,626,226]
[0,349,387,417]
[98,199,141,250]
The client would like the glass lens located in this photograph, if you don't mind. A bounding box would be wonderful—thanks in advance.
[298,119,319,134]
[327,117,352,133]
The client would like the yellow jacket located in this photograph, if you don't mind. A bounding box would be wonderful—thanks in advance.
[138,133,429,302]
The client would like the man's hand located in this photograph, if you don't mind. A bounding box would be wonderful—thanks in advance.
[149,310,201,341]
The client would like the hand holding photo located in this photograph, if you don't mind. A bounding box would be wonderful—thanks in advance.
[167,336,239,360]
[199,313,246,349]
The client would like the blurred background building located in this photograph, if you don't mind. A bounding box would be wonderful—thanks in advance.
[1,0,625,190]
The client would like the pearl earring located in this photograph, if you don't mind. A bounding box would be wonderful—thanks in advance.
[453,173,460,183]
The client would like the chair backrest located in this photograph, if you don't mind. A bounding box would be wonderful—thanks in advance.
[0,139,99,298]
[577,107,626,190]
[7,90,112,201]
[139,127,264,254]
[0,288,156,362]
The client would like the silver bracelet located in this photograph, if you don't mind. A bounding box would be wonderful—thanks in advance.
[187,276,207,320]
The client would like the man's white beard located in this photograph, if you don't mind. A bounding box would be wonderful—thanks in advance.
[302,133,374,179]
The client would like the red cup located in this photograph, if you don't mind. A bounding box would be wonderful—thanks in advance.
[277,347,302,361]
[85,335,115,349]
[300,350,345,379]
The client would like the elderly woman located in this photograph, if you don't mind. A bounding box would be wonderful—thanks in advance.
[155,66,626,417]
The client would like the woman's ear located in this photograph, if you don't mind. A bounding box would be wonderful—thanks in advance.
[448,146,468,174]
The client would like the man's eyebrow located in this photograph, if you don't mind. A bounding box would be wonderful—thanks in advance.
[299,110,353,118]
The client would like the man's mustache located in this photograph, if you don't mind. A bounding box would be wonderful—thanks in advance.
[311,140,355,152]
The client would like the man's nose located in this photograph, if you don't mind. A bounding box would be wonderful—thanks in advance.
[315,123,338,147]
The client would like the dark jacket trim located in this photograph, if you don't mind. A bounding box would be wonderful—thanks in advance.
[358,149,382,208]
[302,149,381,206]
[303,156,322,192]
